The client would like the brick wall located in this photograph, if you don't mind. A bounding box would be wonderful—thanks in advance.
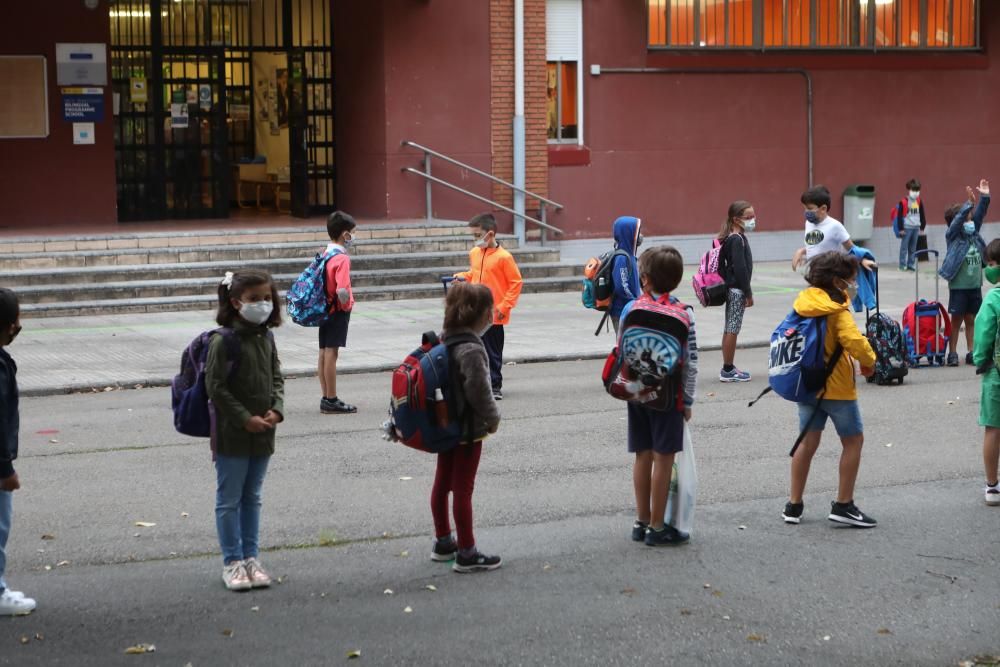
[490,0,549,212]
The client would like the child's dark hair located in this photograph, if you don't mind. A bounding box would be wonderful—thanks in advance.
[906,178,921,191]
[0,288,19,328]
[986,239,1000,264]
[443,282,493,331]
[805,251,859,304]
[327,210,357,241]
[801,185,832,210]
[639,245,684,295]
[469,213,498,234]
[216,269,282,328]
[944,203,967,225]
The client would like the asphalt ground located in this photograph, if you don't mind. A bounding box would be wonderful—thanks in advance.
[1,349,998,666]
[12,260,947,395]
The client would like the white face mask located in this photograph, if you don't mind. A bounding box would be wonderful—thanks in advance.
[742,218,756,232]
[964,221,975,234]
[240,300,273,325]
[909,190,920,200]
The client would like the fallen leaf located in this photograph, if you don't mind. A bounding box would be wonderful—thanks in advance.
[823,635,831,641]
[399,476,413,481]
[383,589,394,596]
[276,575,287,584]
[19,636,29,645]
[37,549,44,554]
[747,634,765,642]
[877,628,892,635]
[397,550,409,558]
[424,585,437,592]
[124,643,156,654]
[180,512,189,518]
[347,650,362,659]
[712,590,723,597]
[43,565,51,571]
[722,615,731,620]
[49,439,59,444]
[320,592,326,598]
[133,533,140,538]
[56,560,70,567]
[542,563,552,571]
[40,534,55,540]
[707,392,716,397]
[620,587,637,596]
[221,629,234,637]
[885,443,893,448]
[679,609,692,616]
[738,525,746,530]
[250,606,260,613]
[947,400,955,405]
[403,606,413,613]
[134,521,156,528]
[169,552,177,556]
[134,384,143,390]
[703,583,711,589]
[34,634,44,641]
[104,386,114,392]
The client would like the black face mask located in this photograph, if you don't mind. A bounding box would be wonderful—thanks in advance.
[636,233,644,249]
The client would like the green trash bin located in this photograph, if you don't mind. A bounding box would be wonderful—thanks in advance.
[843,184,875,243]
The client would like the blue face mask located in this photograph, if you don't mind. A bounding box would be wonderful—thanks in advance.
[804,210,820,224]
[964,221,975,234]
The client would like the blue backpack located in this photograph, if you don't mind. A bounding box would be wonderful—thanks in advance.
[287,249,342,326]
[386,331,480,453]
[171,328,241,437]
[749,311,843,455]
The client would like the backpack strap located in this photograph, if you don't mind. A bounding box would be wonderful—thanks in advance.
[787,343,843,458]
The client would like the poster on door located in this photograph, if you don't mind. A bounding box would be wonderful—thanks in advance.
[170,103,189,129]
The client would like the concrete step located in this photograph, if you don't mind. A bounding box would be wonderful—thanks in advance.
[0,234,521,271]
[0,220,469,255]
[13,263,581,305]
[0,248,562,287]
[19,276,585,318]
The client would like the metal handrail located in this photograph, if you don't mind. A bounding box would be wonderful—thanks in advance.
[401,168,561,234]
[400,140,564,242]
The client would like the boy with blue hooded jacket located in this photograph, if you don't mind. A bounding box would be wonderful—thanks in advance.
[609,216,642,334]
[940,180,990,366]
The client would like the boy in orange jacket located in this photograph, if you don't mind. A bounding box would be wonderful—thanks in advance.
[454,213,523,400]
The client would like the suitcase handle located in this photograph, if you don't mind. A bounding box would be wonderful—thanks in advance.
[912,248,940,305]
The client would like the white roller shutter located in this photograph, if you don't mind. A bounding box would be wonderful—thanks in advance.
[546,0,582,61]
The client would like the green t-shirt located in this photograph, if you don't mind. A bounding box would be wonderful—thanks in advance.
[951,244,983,290]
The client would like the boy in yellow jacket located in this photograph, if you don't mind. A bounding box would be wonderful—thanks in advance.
[454,213,523,400]
[782,251,878,528]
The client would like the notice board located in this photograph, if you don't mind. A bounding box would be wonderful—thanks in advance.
[0,56,50,138]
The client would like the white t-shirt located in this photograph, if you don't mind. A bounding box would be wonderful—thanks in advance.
[804,215,850,260]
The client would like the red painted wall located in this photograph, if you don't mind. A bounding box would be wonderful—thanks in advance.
[337,0,493,223]
[551,2,1000,238]
[0,3,116,228]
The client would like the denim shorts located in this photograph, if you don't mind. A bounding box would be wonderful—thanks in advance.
[948,288,982,316]
[797,399,863,437]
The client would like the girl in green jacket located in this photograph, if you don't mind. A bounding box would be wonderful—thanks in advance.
[206,270,285,591]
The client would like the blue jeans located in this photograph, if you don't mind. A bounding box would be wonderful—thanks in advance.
[215,454,270,565]
[0,491,11,593]
[798,399,864,438]
[899,227,920,269]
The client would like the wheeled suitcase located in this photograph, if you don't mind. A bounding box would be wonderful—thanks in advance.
[865,268,908,385]
[901,249,952,367]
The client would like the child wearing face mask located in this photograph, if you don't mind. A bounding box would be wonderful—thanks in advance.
[429,282,503,572]
[782,251,878,528]
[970,238,1000,506]
[718,200,755,382]
[893,179,927,272]
[206,269,285,591]
[318,210,357,414]
[453,213,523,400]
[0,288,36,616]
[791,185,876,276]
[940,180,990,366]
[609,216,642,335]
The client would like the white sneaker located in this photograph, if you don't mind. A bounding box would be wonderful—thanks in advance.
[222,561,252,591]
[0,589,36,615]
[243,557,272,588]
[985,484,1000,506]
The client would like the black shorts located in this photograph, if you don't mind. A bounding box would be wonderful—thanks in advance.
[627,401,685,455]
[318,310,351,349]
[948,288,983,317]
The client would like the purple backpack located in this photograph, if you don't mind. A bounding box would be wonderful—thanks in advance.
[171,328,241,437]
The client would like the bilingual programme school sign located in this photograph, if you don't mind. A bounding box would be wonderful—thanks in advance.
[62,88,105,122]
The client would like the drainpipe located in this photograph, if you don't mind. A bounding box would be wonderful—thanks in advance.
[591,67,814,189]
[512,0,526,244]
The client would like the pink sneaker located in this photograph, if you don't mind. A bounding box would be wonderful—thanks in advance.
[243,557,272,588]
[222,561,252,591]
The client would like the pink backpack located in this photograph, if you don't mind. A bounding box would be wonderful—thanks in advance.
[691,239,727,307]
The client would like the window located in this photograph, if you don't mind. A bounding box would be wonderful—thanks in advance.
[547,0,582,143]
[648,0,979,50]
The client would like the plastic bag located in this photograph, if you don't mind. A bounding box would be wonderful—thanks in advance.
[666,424,697,535]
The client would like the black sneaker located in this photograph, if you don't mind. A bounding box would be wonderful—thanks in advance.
[946,353,959,367]
[453,551,502,573]
[966,352,975,366]
[431,539,457,562]
[321,397,357,414]
[782,502,804,524]
[492,389,503,401]
[644,524,689,547]
[828,501,877,528]
[631,521,648,542]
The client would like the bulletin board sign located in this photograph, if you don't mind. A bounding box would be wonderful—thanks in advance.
[61,87,104,122]
[0,56,50,139]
